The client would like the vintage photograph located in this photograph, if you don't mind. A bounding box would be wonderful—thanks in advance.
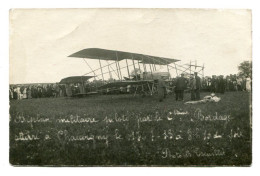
[9,9,252,166]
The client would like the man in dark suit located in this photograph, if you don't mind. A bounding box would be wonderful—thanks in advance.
[175,73,187,101]
[157,76,166,102]
[218,75,225,94]
[194,72,201,100]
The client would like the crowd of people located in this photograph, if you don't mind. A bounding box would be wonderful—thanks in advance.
[10,84,63,100]
[9,81,104,100]
[200,74,251,93]
[158,73,252,102]
[9,73,251,101]
[172,73,251,93]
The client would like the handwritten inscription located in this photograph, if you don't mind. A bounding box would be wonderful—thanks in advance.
[56,115,98,124]
[15,131,40,141]
[103,113,129,124]
[161,147,225,159]
[13,113,50,128]
[193,108,233,122]
[57,130,109,146]
[11,108,244,161]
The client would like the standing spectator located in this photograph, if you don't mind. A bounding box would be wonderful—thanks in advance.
[51,84,55,97]
[9,86,13,100]
[46,85,52,97]
[9,87,12,99]
[65,84,72,97]
[201,77,207,91]
[241,76,246,91]
[216,76,220,93]
[62,85,67,97]
[37,86,42,98]
[17,86,22,100]
[157,76,166,102]
[194,72,201,100]
[211,75,217,93]
[218,75,225,94]
[237,76,243,91]
[246,77,251,92]
[190,74,196,101]
[27,86,32,99]
[206,77,211,92]
[20,86,24,98]
[55,84,60,97]
[175,73,187,101]
[23,87,27,99]
[13,87,18,100]
[225,76,230,92]
[32,86,37,98]
[42,85,46,97]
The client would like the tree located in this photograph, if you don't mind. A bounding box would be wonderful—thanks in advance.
[238,61,252,78]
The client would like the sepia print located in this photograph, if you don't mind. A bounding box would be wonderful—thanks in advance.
[9,9,252,166]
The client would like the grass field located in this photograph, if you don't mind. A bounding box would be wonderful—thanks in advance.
[9,91,252,166]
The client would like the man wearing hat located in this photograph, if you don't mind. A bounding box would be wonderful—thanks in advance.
[175,73,187,101]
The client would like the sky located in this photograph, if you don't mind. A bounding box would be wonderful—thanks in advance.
[9,9,252,84]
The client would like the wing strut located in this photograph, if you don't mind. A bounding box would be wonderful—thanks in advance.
[115,51,122,81]
[106,61,120,80]
[125,59,130,79]
[82,58,98,80]
[98,59,104,82]
[131,54,137,81]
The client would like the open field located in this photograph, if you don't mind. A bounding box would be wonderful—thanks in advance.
[9,91,251,166]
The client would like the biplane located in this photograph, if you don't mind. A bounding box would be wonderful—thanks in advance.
[65,48,205,97]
